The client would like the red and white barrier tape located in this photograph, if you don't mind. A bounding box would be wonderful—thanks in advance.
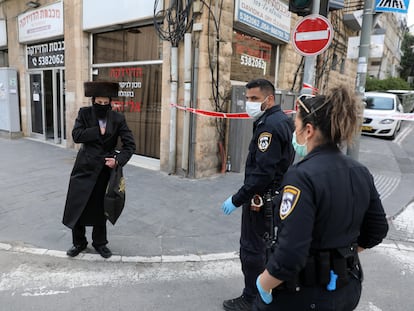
[365,113,414,121]
[171,104,295,119]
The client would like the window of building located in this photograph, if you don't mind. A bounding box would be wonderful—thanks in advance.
[93,25,162,159]
[93,25,162,63]
[340,58,345,74]
[0,50,8,67]
[331,54,338,70]
[230,31,275,82]
[371,61,381,66]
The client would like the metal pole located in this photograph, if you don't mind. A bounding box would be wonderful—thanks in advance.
[300,0,321,95]
[168,46,178,174]
[347,0,374,160]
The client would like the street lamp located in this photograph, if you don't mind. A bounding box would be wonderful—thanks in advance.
[26,1,40,8]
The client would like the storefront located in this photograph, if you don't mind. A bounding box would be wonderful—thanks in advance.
[84,0,163,159]
[18,1,66,144]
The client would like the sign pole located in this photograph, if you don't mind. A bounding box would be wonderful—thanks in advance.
[347,0,375,160]
[300,0,321,95]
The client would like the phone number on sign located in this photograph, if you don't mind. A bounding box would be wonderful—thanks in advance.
[240,54,266,71]
[34,54,64,66]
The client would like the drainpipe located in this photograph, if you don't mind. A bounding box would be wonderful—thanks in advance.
[182,33,192,173]
[169,46,178,174]
[189,38,200,178]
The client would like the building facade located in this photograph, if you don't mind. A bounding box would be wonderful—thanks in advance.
[1,0,372,178]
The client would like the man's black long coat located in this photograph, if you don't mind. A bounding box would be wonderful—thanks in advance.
[62,106,136,229]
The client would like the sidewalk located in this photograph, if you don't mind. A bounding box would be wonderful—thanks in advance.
[0,136,413,260]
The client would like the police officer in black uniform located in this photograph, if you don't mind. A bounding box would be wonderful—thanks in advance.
[221,79,294,311]
[254,85,389,310]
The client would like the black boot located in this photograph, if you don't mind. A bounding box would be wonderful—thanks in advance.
[223,295,252,311]
[66,244,87,257]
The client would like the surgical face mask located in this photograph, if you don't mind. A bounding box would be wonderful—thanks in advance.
[292,131,307,157]
[245,96,268,120]
[93,103,111,118]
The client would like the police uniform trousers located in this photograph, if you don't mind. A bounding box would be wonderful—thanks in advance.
[240,203,267,302]
[72,166,110,248]
[252,277,362,311]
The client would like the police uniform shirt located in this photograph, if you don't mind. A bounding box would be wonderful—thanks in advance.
[232,105,294,207]
[266,143,389,282]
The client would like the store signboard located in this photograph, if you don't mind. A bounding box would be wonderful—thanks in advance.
[0,20,6,47]
[18,1,64,43]
[83,0,163,31]
[234,0,291,43]
[27,39,65,69]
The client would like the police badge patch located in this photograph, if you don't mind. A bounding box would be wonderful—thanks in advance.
[258,132,272,152]
[280,185,301,220]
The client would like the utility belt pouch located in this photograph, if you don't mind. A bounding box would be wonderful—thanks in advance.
[332,257,349,288]
[301,256,317,287]
[317,251,331,285]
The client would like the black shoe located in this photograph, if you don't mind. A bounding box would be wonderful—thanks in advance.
[223,295,252,311]
[93,245,112,258]
[66,244,87,257]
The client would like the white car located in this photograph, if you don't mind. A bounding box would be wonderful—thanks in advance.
[361,92,403,139]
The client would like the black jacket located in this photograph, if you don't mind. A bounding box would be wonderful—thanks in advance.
[233,105,294,206]
[62,106,136,229]
[266,144,389,281]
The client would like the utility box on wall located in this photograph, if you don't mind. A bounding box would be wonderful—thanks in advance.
[0,68,21,137]
[228,85,253,173]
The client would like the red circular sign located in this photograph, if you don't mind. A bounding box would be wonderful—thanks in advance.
[292,14,333,56]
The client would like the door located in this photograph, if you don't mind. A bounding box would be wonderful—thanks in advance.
[29,73,44,137]
[29,70,66,143]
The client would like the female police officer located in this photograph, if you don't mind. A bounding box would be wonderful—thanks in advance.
[253,85,389,310]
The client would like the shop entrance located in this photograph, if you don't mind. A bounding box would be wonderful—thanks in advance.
[29,69,65,144]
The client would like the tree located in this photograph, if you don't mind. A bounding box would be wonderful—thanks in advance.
[365,77,411,91]
[400,31,414,81]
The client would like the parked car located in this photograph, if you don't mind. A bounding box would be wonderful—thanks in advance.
[385,90,414,113]
[361,92,403,139]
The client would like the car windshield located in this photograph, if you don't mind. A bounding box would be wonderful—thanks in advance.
[365,96,394,110]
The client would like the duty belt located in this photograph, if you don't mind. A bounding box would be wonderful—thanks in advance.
[278,244,362,292]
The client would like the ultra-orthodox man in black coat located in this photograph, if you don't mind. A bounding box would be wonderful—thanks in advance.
[63,88,136,230]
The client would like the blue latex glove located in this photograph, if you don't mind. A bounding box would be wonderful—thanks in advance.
[256,275,273,304]
[221,196,237,215]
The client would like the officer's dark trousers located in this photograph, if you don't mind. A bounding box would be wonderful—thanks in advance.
[252,277,362,311]
[240,203,267,303]
[72,222,108,247]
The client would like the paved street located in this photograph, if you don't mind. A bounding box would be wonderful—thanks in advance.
[0,120,414,310]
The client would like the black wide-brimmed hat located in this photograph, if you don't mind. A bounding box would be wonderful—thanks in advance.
[84,81,119,97]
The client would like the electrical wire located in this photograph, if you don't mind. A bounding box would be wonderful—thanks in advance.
[153,0,193,47]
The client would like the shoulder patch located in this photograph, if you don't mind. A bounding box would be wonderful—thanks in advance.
[279,185,301,220]
[258,132,272,152]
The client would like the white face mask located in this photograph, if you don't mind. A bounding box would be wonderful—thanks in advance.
[245,96,268,120]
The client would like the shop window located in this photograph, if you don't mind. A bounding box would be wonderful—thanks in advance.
[230,31,275,82]
[93,25,162,63]
[93,25,162,159]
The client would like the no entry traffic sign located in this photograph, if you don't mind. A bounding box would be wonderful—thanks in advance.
[292,14,333,56]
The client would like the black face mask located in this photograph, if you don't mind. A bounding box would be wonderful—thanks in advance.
[93,103,111,118]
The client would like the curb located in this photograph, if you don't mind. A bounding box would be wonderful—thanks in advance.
[0,242,238,263]
[1,241,413,264]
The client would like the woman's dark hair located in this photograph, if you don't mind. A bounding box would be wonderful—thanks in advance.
[297,86,362,146]
[246,79,275,97]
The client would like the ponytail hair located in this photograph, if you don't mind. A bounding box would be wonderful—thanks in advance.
[299,86,363,146]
